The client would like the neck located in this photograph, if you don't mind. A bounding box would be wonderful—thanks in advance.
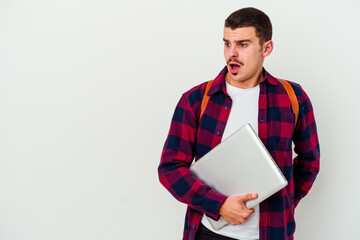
[225,68,263,89]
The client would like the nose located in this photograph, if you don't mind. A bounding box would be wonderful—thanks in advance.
[229,45,238,58]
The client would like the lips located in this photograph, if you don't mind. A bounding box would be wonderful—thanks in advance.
[228,62,241,74]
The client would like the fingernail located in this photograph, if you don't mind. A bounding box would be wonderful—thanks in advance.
[252,193,256,198]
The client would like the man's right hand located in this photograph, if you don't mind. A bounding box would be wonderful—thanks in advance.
[219,193,258,226]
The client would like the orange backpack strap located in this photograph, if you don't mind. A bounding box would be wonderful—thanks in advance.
[278,79,299,125]
[199,80,214,121]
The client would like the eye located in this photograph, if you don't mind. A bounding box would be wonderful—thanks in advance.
[224,42,231,47]
[239,43,247,48]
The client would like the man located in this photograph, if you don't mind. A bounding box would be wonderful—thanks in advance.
[158,7,320,240]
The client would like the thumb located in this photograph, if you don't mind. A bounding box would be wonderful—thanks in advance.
[239,193,258,202]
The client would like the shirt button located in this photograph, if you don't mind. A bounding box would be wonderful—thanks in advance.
[216,131,221,136]
[224,106,229,110]
[260,118,264,123]
[192,225,196,228]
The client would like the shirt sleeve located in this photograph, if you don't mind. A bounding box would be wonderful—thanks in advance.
[292,87,320,207]
[158,93,227,220]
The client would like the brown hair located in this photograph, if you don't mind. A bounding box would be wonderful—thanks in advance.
[225,7,272,45]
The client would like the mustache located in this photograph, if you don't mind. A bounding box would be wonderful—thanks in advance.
[227,58,244,66]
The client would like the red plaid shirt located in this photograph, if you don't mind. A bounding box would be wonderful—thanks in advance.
[158,67,320,240]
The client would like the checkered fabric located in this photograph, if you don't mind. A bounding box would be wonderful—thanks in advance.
[158,66,320,240]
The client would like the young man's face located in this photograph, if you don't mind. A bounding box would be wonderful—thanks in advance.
[223,26,272,88]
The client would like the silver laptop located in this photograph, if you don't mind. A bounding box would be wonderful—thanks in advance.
[190,123,287,230]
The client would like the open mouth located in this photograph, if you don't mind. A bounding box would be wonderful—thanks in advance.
[228,62,241,74]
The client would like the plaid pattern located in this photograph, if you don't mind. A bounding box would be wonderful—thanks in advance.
[158,66,320,240]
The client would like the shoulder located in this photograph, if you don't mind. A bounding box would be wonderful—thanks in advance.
[172,81,210,121]
[284,80,310,104]
[181,81,209,108]
[283,80,316,119]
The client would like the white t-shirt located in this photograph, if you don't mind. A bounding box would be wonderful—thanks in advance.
[200,81,260,240]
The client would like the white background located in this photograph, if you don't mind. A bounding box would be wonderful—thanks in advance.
[1,0,359,239]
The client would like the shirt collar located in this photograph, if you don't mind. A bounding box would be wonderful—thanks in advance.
[207,66,279,96]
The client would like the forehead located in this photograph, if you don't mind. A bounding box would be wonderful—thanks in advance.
[223,26,258,42]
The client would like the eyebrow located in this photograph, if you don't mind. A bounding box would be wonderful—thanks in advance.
[222,38,252,43]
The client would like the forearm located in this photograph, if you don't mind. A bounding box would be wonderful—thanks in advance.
[292,88,320,206]
[158,93,227,220]
[293,151,320,206]
[158,147,227,220]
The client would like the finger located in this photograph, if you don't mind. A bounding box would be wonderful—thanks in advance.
[250,208,255,214]
[242,209,254,218]
[247,208,255,216]
[239,218,247,224]
[241,208,255,218]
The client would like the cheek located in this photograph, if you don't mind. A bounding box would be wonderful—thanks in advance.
[224,49,229,58]
[244,52,258,63]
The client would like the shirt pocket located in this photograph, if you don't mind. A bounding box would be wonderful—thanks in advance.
[269,110,295,151]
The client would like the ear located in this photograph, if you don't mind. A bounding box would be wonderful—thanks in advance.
[262,40,273,57]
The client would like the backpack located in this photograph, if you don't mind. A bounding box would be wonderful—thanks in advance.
[199,79,299,125]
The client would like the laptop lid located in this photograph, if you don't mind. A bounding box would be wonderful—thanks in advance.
[190,123,288,230]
